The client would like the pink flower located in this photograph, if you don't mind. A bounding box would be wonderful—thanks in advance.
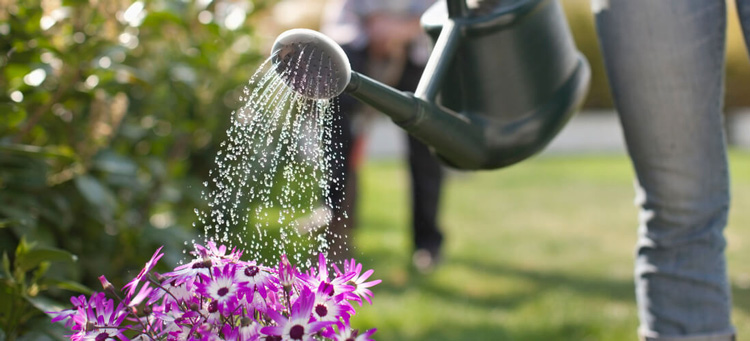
[195,263,243,314]
[53,244,380,341]
[261,287,332,340]
[55,292,130,341]
[333,258,381,306]
[302,254,355,299]
[222,320,261,341]
[163,241,239,286]
[236,261,277,298]
[277,254,298,290]
[311,284,353,323]
[240,287,271,315]
[123,246,164,298]
[323,322,377,341]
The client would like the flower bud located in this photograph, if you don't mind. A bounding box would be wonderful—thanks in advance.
[153,272,165,283]
[207,300,218,313]
[98,275,116,295]
[240,317,252,327]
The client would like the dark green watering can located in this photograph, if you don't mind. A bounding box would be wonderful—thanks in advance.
[271,0,590,170]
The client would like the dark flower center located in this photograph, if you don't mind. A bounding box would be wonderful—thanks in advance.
[315,304,328,317]
[208,300,218,313]
[95,332,109,341]
[245,265,259,277]
[266,336,282,341]
[289,324,305,340]
[217,287,229,297]
[192,262,207,269]
[321,282,334,296]
[346,338,355,341]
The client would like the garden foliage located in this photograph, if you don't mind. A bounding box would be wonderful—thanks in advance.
[0,0,274,339]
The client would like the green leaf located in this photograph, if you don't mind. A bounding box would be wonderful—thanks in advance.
[1,252,11,280]
[31,261,50,283]
[0,283,15,324]
[0,326,5,341]
[15,237,33,258]
[0,144,76,161]
[16,248,77,273]
[24,295,68,316]
[73,174,117,217]
[142,10,183,27]
[0,204,38,229]
[40,278,91,294]
[92,151,137,176]
[0,104,25,127]
[19,316,69,341]
[3,63,30,82]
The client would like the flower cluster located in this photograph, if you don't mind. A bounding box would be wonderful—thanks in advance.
[51,242,381,341]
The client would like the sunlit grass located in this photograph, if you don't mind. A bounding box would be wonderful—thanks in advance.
[348,150,750,340]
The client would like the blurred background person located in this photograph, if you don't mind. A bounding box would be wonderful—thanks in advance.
[319,0,446,272]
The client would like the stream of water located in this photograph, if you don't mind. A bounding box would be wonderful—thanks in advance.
[190,51,348,269]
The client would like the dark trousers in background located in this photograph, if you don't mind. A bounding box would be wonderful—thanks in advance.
[326,45,444,256]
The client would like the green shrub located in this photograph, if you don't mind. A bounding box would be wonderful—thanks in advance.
[0,0,273,338]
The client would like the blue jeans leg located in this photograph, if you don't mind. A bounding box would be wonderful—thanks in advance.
[592,1,733,339]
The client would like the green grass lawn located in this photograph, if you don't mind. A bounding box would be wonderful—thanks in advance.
[345,150,750,340]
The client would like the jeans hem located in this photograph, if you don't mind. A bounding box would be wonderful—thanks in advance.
[639,326,735,341]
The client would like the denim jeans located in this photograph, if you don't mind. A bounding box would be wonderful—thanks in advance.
[592,0,750,340]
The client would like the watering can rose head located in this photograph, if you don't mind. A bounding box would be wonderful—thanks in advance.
[50,242,381,341]
[271,29,352,100]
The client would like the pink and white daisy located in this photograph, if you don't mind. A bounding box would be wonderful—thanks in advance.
[311,285,353,323]
[195,263,243,314]
[236,261,277,298]
[240,287,271,315]
[322,322,376,341]
[123,246,163,298]
[302,253,355,299]
[333,258,381,306]
[62,292,130,341]
[222,320,262,341]
[261,287,332,341]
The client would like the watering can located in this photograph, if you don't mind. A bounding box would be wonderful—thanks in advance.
[271,0,590,170]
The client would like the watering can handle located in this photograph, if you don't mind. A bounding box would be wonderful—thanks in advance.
[414,0,469,101]
[446,0,469,18]
[414,19,461,102]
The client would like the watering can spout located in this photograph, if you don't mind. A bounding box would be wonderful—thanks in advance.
[344,71,489,169]
[271,0,590,170]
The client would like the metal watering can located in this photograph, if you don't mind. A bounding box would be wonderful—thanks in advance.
[271,0,590,170]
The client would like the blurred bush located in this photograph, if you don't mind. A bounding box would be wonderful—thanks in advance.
[0,0,275,338]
